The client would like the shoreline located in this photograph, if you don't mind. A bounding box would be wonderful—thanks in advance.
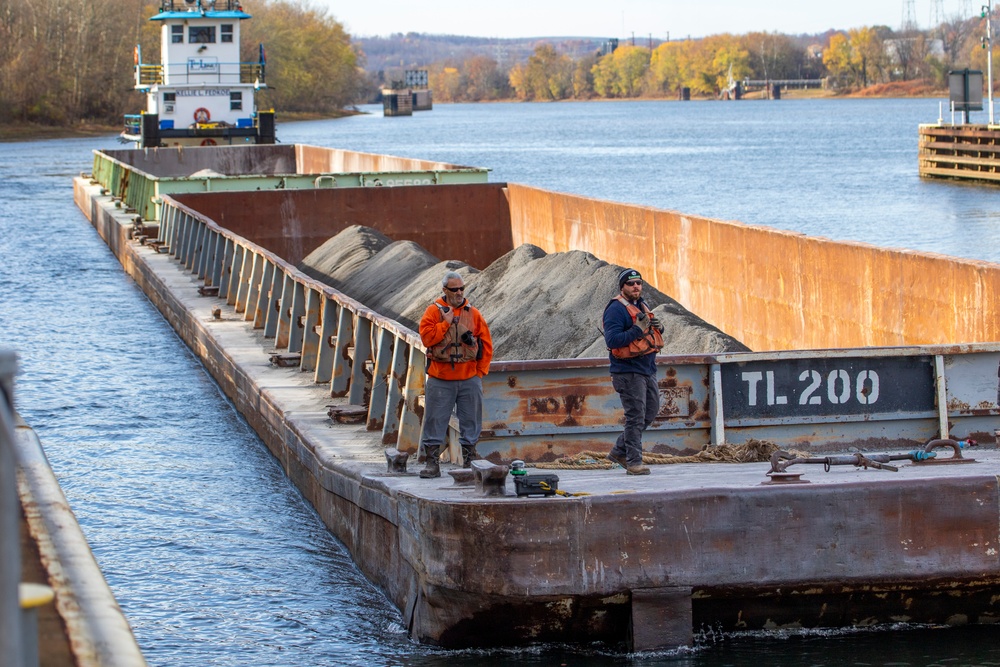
[0,91,948,142]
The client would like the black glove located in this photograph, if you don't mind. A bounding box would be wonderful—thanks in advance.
[635,311,651,333]
[649,314,664,333]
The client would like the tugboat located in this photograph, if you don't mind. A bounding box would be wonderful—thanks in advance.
[122,0,275,147]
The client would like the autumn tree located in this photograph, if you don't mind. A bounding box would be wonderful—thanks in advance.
[742,32,809,81]
[463,55,510,101]
[241,0,363,113]
[0,0,152,124]
[572,53,597,98]
[591,45,650,97]
[824,27,887,88]
[508,44,573,100]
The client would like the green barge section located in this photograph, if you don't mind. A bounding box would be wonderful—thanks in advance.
[73,148,1000,651]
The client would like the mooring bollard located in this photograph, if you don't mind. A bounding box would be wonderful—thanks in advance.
[471,460,509,497]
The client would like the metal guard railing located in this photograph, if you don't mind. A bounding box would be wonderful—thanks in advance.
[151,196,1000,460]
[156,198,434,457]
[136,63,265,87]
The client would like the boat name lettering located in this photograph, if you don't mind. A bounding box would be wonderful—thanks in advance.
[379,178,432,187]
[720,356,935,419]
[175,88,231,97]
[187,57,219,73]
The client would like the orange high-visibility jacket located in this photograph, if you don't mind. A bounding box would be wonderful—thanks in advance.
[419,297,493,381]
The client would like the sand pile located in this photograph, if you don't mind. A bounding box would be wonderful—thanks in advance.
[298,225,749,360]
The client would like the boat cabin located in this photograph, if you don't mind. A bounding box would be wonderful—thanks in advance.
[123,0,274,147]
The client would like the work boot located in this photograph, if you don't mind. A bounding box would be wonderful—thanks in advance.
[606,451,627,468]
[626,464,651,476]
[419,446,441,479]
[461,445,479,468]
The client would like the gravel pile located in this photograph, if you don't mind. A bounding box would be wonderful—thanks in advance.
[299,225,749,360]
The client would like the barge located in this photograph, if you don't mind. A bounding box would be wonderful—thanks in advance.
[72,151,1000,651]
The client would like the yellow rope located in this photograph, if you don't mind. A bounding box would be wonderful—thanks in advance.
[532,439,783,470]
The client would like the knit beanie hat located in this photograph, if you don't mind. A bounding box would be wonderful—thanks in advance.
[617,268,642,289]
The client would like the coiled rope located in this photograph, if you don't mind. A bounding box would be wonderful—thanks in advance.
[533,439,783,470]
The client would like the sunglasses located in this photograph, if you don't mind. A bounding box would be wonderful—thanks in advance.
[624,280,642,287]
[445,285,465,292]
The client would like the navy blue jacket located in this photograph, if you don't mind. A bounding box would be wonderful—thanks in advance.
[603,297,658,376]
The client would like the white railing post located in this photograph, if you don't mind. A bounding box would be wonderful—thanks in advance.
[0,350,23,665]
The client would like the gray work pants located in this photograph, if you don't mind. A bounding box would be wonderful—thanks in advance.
[609,372,660,467]
[420,375,483,451]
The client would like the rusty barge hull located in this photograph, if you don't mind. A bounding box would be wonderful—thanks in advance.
[73,155,1000,651]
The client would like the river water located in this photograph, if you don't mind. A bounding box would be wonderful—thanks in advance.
[2,99,1000,666]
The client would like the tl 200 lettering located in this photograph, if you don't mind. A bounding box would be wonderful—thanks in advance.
[741,369,880,407]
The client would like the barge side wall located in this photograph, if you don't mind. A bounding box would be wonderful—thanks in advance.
[164,183,1000,353]
[504,183,1000,352]
[171,184,514,270]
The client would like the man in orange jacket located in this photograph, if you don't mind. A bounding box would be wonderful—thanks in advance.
[417,271,493,478]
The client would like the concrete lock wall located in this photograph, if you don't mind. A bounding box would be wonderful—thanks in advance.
[505,183,1000,351]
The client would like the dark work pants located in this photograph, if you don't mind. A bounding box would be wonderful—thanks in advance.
[609,372,660,467]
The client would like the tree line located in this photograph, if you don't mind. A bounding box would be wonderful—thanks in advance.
[0,0,362,126]
[0,0,994,128]
[421,17,990,102]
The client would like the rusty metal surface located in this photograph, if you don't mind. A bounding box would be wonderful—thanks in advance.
[171,183,514,268]
[505,182,1000,352]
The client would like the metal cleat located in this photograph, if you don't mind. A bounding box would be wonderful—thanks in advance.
[328,404,367,424]
[384,447,410,473]
[448,469,475,486]
[471,459,509,497]
[269,352,301,367]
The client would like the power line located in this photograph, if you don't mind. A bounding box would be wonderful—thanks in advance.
[902,0,918,31]
[930,0,944,26]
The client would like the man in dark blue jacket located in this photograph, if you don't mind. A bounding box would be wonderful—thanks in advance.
[602,268,664,475]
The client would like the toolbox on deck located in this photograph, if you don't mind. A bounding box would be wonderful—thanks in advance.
[513,473,559,497]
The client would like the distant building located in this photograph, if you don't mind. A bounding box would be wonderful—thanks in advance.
[405,69,428,87]
[598,38,618,57]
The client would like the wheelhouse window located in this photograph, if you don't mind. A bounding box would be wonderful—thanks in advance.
[230,91,243,111]
[188,26,216,44]
[221,24,233,43]
[171,25,183,43]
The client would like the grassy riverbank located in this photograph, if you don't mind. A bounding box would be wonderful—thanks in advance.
[0,109,364,143]
[0,122,120,143]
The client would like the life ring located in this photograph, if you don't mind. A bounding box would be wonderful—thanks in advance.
[193,108,211,123]
[200,138,217,146]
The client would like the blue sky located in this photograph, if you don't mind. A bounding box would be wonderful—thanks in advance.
[314,0,978,39]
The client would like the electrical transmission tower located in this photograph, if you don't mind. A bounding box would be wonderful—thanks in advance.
[930,0,944,27]
[902,0,918,31]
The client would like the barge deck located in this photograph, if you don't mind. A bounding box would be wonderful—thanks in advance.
[74,173,1000,651]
